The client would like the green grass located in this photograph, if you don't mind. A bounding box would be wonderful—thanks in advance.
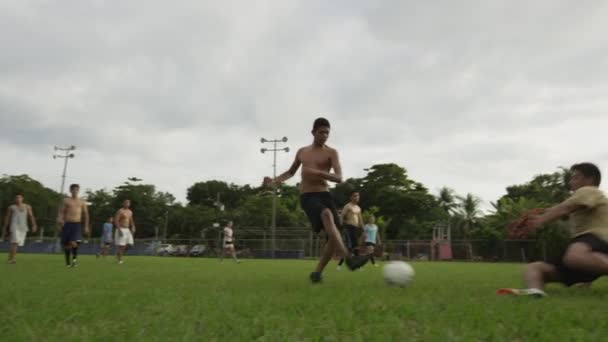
[2,254,608,341]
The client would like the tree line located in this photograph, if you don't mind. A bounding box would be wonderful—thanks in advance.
[0,163,573,251]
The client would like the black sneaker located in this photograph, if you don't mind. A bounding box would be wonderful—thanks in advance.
[345,255,369,271]
[309,272,322,284]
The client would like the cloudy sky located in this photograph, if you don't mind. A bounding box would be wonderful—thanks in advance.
[1,1,607,210]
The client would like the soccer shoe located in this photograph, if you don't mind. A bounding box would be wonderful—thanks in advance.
[345,255,369,271]
[309,272,322,284]
[71,259,78,268]
[496,288,547,298]
[336,265,342,271]
[118,260,124,265]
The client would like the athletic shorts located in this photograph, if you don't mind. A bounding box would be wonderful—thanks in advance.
[61,222,83,245]
[365,242,376,247]
[300,192,340,234]
[115,228,134,246]
[549,233,608,286]
[342,224,359,250]
[10,229,27,247]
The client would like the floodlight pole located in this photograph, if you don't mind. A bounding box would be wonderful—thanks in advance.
[260,137,289,258]
[53,145,76,195]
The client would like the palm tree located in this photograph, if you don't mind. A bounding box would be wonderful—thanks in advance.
[455,193,483,238]
[437,187,458,215]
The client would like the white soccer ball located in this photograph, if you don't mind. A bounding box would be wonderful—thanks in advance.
[383,261,415,287]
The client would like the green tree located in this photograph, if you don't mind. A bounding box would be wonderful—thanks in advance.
[0,174,61,235]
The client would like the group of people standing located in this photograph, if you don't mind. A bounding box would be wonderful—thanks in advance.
[2,183,136,266]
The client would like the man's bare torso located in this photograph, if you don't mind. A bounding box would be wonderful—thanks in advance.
[116,209,133,229]
[298,145,335,193]
[63,197,84,223]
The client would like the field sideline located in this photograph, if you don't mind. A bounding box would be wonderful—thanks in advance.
[2,254,608,341]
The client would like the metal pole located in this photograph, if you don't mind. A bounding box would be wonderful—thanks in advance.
[271,141,277,258]
[163,211,168,241]
[60,156,69,195]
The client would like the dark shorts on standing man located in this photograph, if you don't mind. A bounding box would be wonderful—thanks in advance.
[300,192,340,234]
[61,222,83,245]
[342,224,359,250]
[549,233,608,286]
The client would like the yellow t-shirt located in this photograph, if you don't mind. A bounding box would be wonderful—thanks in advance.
[563,186,608,241]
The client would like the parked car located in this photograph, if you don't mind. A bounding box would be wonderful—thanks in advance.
[156,244,177,256]
[172,245,190,256]
[189,245,206,257]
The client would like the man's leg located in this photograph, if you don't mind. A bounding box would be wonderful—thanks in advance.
[320,209,349,258]
[117,246,125,263]
[231,246,239,263]
[315,239,336,273]
[524,261,559,290]
[8,243,17,262]
[368,246,376,265]
[563,242,608,275]
[70,241,79,266]
[64,244,72,266]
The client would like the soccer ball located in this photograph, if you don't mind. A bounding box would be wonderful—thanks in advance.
[383,261,415,287]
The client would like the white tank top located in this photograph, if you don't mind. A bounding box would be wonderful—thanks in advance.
[10,205,28,231]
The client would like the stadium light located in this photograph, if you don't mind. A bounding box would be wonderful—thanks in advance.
[259,136,290,258]
[53,145,77,196]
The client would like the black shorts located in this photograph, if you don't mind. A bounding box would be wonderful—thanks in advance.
[300,192,340,234]
[365,242,376,247]
[61,222,83,245]
[549,233,608,286]
[224,241,233,246]
[342,224,359,250]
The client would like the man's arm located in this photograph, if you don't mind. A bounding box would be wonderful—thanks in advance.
[3,207,11,238]
[82,201,90,235]
[114,210,123,237]
[27,205,38,233]
[273,151,301,184]
[303,149,343,183]
[130,212,136,234]
[376,227,382,245]
[527,202,583,228]
[57,199,66,229]
[357,212,364,229]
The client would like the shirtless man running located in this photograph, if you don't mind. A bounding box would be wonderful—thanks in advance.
[114,199,136,264]
[57,184,90,267]
[266,117,368,283]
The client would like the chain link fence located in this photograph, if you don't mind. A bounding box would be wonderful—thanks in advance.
[1,235,558,263]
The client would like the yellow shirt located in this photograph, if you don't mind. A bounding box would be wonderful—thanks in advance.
[563,186,608,242]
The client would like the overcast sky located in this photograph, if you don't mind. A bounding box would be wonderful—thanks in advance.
[1,1,607,211]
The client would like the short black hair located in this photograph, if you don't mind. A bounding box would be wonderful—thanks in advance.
[350,191,360,196]
[69,184,80,190]
[312,117,330,132]
[571,162,601,186]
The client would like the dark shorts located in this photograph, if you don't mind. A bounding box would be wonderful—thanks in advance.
[224,241,233,247]
[102,242,111,247]
[365,242,376,247]
[549,233,608,286]
[61,222,83,245]
[300,192,340,234]
[342,224,359,250]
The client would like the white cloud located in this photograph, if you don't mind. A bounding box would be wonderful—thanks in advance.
[1,1,608,211]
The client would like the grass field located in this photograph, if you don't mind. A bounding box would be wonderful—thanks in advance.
[2,255,608,341]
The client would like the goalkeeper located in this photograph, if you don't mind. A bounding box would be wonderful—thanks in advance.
[500,163,608,297]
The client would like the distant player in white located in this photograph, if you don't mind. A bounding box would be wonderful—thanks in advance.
[2,194,37,264]
[221,221,240,263]
[114,199,136,264]
[362,216,382,267]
